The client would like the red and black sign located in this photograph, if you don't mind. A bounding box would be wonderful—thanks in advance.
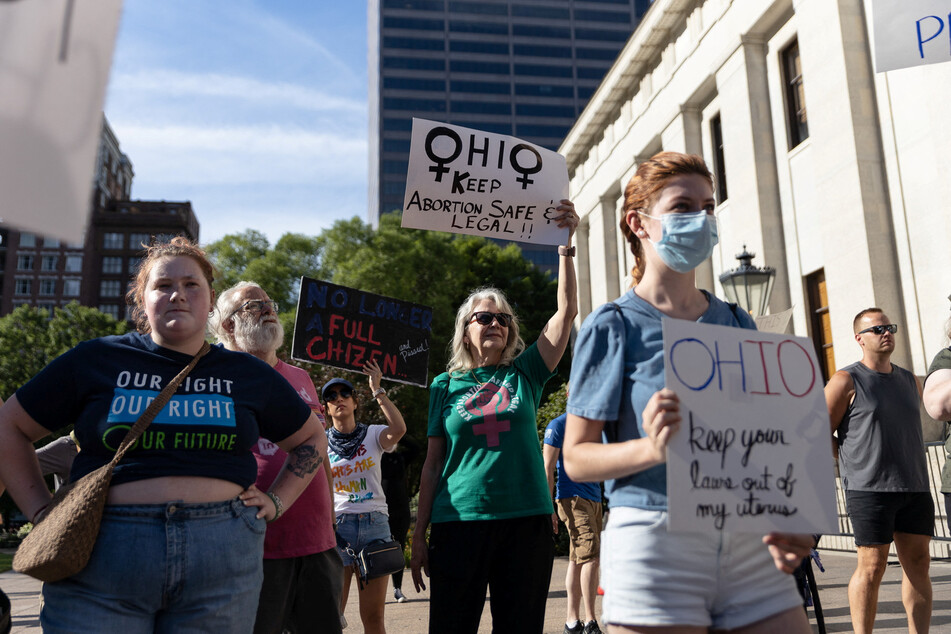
[290,277,432,387]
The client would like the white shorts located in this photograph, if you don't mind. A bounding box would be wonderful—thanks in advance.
[601,507,803,629]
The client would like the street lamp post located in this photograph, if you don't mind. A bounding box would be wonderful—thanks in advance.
[718,245,776,318]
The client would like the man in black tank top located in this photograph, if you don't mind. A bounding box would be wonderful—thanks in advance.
[825,308,933,634]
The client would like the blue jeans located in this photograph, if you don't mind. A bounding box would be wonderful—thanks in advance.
[41,497,265,633]
[335,511,391,566]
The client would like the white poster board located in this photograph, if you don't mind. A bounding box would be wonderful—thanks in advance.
[872,0,951,72]
[663,319,837,533]
[401,119,570,245]
[0,0,124,243]
[754,308,793,334]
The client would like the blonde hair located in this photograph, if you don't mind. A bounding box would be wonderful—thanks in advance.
[447,287,525,376]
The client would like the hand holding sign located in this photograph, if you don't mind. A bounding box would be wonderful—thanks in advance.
[364,358,384,393]
[763,533,816,574]
[641,388,683,464]
[550,199,579,241]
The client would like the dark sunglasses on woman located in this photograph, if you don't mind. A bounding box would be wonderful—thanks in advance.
[470,311,512,327]
[324,387,353,402]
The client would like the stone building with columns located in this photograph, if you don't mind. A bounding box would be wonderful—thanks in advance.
[560,0,950,554]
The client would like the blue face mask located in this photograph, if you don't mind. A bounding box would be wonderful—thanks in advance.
[640,210,718,273]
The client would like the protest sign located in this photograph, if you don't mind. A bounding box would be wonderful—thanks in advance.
[663,319,837,534]
[872,0,951,72]
[0,0,124,243]
[401,118,570,245]
[754,308,793,334]
[291,277,432,387]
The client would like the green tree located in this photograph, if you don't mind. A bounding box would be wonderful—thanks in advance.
[0,305,48,401]
[536,380,569,441]
[205,230,323,310]
[46,302,130,359]
[207,215,571,499]
[0,302,127,400]
[314,213,569,495]
[0,302,126,526]
[205,229,270,291]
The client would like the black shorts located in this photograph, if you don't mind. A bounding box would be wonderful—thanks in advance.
[845,490,934,546]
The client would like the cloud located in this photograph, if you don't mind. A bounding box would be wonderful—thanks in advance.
[232,7,360,80]
[111,70,365,115]
[103,2,370,245]
[111,122,366,185]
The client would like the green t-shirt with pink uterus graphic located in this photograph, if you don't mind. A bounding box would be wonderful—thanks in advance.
[428,343,555,522]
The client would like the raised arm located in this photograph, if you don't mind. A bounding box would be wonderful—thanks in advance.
[411,436,445,592]
[365,359,406,451]
[0,395,55,524]
[537,200,579,372]
[924,368,951,421]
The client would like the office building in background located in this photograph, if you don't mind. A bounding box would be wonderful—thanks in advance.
[0,118,198,320]
[368,0,651,270]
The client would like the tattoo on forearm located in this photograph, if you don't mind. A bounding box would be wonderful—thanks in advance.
[287,444,323,478]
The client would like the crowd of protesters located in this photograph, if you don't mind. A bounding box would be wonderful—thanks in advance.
[0,152,948,634]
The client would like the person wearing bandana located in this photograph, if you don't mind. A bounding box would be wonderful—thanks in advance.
[323,363,406,634]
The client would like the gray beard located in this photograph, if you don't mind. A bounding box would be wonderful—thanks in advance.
[234,316,284,355]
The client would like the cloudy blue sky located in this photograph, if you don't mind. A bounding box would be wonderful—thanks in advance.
[104,0,368,245]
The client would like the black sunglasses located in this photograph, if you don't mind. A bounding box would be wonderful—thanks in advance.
[470,311,513,328]
[324,387,353,402]
[857,324,898,335]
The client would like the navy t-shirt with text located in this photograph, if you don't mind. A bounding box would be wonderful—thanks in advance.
[17,333,311,488]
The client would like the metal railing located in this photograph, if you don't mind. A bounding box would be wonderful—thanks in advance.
[822,442,949,558]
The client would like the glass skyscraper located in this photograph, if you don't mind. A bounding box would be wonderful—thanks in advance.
[368,0,651,267]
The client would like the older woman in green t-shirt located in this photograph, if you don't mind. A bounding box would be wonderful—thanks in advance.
[410,200,578,633]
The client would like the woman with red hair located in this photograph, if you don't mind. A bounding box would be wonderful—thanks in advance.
[563,152,813,633]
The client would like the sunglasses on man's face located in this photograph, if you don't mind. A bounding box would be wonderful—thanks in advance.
[469,311,513,328]
[324,387,353,402]
[858,324,898,336]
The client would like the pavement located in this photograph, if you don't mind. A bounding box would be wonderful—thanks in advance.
[2,551,950,633]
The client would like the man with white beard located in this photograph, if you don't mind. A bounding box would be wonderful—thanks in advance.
[211,281,343,634]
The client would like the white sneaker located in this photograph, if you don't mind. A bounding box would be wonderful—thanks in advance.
[394,588,408,603]
[340,613,348,629]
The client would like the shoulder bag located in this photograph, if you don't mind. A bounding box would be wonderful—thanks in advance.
[13,342,210,583]
[336,532,405,590]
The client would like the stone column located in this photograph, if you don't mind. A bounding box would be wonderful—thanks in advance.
[662,105,703,156]
[577,217,592,321]
[598,185,622,301]
[714,35,790,316]
[793,0,910,366]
